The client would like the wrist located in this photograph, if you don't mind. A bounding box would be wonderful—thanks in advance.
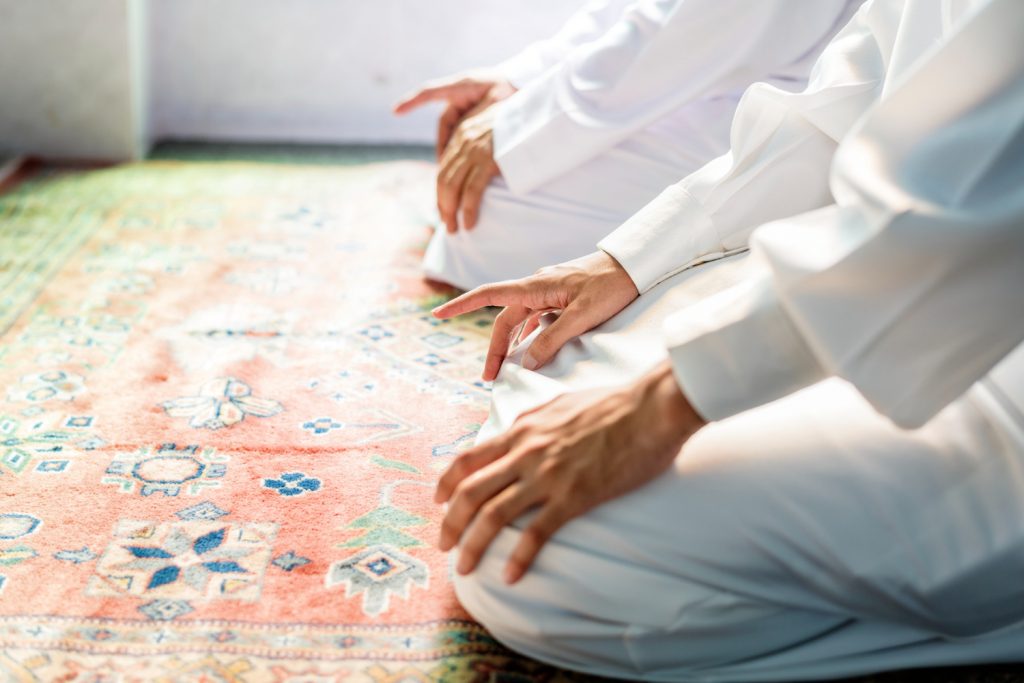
[639,361,706,445]
[598,248,641,299]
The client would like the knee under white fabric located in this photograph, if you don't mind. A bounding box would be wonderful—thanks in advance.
[454,254,1024,681]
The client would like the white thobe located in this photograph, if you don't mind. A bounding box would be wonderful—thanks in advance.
[422,0,858,289]
[453,1,1024,680]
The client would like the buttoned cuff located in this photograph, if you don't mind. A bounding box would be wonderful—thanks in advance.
[598,185,724,294]
[492,80,574,196]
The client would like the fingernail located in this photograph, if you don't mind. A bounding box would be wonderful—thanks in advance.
[456,556,472,575]
[503,563,521,584]
[523,353,539,371]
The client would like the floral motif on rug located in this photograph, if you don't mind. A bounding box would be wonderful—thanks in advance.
[0,159,586,681]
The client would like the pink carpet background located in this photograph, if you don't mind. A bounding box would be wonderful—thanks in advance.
[0,157,584,681]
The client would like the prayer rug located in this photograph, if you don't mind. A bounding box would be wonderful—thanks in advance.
[0,155,583,681]
[2,150,1021,683]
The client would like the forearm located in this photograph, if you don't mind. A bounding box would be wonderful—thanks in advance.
[598,1,886,292]
[494,0,626,87]
[496,0,856,195]
[663,0,1024,428]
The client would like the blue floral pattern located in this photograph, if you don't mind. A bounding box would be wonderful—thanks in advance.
[90,519,277,602]
[301,417,343,435]
[263,472,321,497]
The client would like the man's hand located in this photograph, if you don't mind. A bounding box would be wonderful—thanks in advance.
[435,107,501,232]
[433,251,640,380]
[393,72,517,159]
[436,361,705,584]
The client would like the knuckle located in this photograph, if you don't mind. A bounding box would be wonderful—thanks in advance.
[521,525,548,548]
[509,416,535,436]
[448,456,470,476]
[454,482,480,506]
[439,516,459,538]
[534,457,561,480]
[480,502,505,527]
[528,337,551,357]
[494,308,514,326]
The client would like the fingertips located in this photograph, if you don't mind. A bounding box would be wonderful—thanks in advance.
[431,291,477,319]
[504,509,560,584]
[431,281,515,319]
[522,351,540,372]
[504,560,525,584]
[520,304,585,371]
[481,359,500,383]
[392,95,417,115]
[455,483,535,576]
[393,88,434,114]
[482,305,529,381]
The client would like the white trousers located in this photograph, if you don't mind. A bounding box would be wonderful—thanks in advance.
[421,99,737,290]
[453,254,1024,682]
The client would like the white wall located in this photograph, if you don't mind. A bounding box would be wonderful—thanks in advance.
[148,0,577,144]
[0,0,577,159]
[0,0,148,160]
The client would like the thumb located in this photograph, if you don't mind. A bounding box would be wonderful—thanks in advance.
[521,302,591,371]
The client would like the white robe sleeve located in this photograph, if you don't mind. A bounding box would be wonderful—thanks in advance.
[494,0,859,196]
[597,0,899,293]
[494,0,631,87]
[664,0,1024,429]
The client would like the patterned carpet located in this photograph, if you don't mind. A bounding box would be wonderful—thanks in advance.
[0,153,588,681]
[0,148,1021,682]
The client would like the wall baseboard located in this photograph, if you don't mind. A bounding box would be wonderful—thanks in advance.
[0,156,27,193]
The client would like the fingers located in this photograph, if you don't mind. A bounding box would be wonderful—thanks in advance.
[440,463,519,552]
[393,84,453,115]
[432,281,526,319]
[434,435,509,504]
[517,310,545,343]
[436,152,471,233]
[504,503,566,584]
[522,301,590,371]
[460,165,491,231]
[484,305,530,381]
[436,105,461,159]
[456,482,541,575]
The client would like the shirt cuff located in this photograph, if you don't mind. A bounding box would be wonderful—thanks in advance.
[494,53,550,89]
[492,80,571,196]
[664,271,827,421]
[598,184,723,294]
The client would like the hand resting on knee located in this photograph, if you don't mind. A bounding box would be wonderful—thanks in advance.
[435,360,705,584]
[433,250,639,379]
[393,71,517,232]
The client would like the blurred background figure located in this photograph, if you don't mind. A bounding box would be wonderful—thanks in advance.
[395,0,858,289]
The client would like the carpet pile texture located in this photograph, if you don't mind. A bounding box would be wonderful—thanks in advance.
[0,157,587,681]
[1,153,1022,683]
